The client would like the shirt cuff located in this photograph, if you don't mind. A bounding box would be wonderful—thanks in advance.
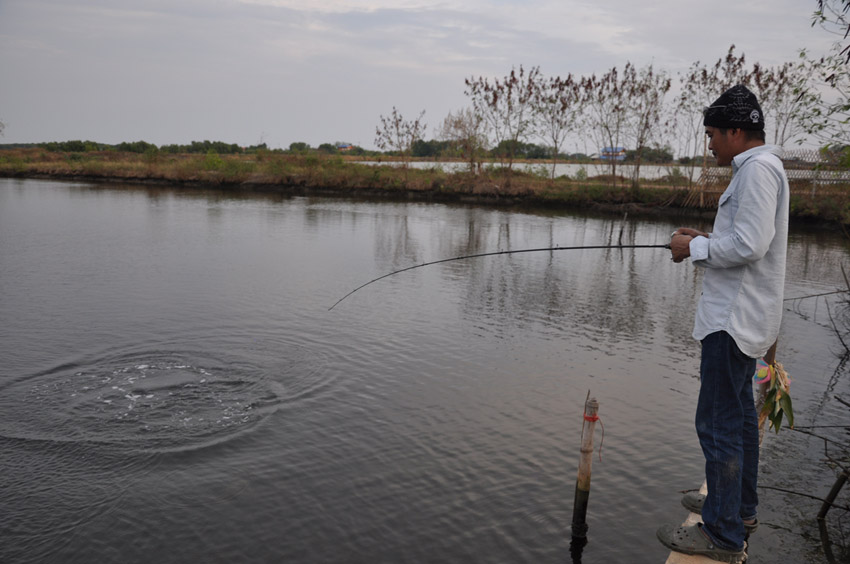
[689,235,709,262]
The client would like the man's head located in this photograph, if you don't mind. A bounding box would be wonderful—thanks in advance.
[703,85,766,166]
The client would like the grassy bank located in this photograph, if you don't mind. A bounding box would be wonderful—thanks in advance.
[1,148,848,225]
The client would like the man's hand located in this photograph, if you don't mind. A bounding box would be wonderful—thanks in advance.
[670,234,692,263]
[669,228,707,263]
[673,227,708,239]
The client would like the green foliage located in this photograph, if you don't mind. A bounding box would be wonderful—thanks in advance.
[203,150,225,171]
[411,139,452,157]
[41,140,102,152]
[490,140,552,160]
[760,365,794,433]
[624,146,674,163]
[289,142,311,153]
[662,166,687,185]
[820,144,850,167]
[144,145,160,164]
[317,143,338,155]
[117,140,157,153]
[159,140,242,154]
[574,167,588,181]
[160,144,181,154]
[187,140,241,154]
[221,158,256,178]
[0,154,26,173]
[262,156,292,177]
[530,164,550,179]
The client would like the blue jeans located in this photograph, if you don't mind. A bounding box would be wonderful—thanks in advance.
[696,331,759,550]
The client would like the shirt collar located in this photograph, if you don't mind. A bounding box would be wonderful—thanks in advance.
[732,144,783,173]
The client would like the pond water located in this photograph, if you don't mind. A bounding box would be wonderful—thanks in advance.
[0,178,847,563]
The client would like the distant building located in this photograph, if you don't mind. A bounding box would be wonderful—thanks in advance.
[600,147,626,161]
[337,143,354,152]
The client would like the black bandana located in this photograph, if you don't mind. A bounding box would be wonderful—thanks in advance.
[703,85,764,131]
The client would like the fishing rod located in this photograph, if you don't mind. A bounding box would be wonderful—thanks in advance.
[328,243,671,311]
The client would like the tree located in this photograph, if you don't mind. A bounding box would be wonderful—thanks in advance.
[801,2,850,150]
[289,142,311,153]
[750,57,819,146]
[624,63,671,188]
[815,0,850,61]
[437,107,488,173]
[581,64,634,185]
[411,139,452,158]
[533,73,581,178]
[464,65,541,172]
[672,45,751,184]
[117,140,157,153]
[798,44,850,148]
[624,146,673,163]
[374,106,427,168]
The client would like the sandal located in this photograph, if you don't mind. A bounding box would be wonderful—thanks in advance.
[657,523,746,563]
[681,492,759,535]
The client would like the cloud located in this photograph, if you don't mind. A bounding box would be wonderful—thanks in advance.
[0,0,839,148]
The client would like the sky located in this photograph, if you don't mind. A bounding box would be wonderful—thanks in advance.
[0,0,840,151]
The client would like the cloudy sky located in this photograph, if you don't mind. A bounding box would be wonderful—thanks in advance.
[0,0,839,150]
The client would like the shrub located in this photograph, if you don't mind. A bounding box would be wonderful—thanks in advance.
[204,150,224,171]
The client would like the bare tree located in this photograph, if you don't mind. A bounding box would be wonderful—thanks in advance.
[803,2,850,150]
[815,0,850,61]
[581,64,633,185]
[437,107,487,174]
[625,63,671,188]
[750,57,818,146]
[375,107,427,168]
[533,73,581,179]
[798,44,850,149]
[714,45,752,91]
[672,45,752,183]
[464,65,542,172]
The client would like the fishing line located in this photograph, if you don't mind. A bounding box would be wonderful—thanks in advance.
[328,243,671,310]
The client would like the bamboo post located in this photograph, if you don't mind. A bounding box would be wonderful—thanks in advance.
[571,396,599,539]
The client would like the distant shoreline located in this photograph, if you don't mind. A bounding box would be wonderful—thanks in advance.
[1,149,846,226]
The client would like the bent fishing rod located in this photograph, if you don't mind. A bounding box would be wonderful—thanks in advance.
[328,242,671,311]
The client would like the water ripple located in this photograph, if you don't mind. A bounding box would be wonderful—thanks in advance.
[0,340,333,454]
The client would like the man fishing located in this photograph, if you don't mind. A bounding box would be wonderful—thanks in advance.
[657,84,789,562]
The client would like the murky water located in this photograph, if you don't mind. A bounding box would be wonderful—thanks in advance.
[0,178,847,563]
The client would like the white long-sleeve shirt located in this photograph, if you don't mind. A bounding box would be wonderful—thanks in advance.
[689,144,790,358]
